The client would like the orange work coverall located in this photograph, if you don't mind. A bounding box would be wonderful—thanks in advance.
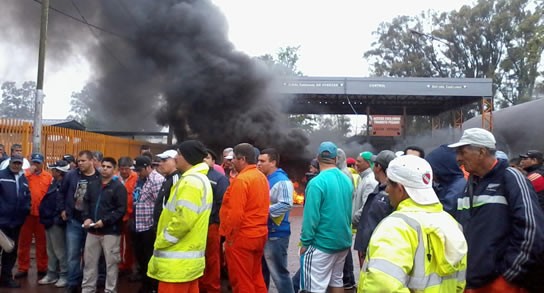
[118,171,137,272]
[219,165,270,293]
[18,169,52,273]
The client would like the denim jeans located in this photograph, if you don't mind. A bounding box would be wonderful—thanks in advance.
[66,219,87,287]
[263,236,294,293]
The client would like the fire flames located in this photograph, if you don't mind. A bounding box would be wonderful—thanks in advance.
[292,181,305,205]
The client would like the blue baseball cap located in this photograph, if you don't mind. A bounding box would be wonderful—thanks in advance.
[31,153,44,163]
[318,141,337,159]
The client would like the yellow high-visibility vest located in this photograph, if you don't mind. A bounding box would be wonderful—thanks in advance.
[147,162,212,283]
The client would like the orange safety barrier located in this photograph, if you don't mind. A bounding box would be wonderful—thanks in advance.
[0,118,165,165]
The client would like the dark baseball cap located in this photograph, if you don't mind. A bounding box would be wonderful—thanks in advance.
[371,150,396,169]
[11,154,24,164]
[31,153,44,163]
[520,150,543,160]
[134,156,152,170]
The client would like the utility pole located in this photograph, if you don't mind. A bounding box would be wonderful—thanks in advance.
[33,0,50,154]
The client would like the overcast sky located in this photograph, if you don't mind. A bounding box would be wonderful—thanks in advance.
[0,0,474,121]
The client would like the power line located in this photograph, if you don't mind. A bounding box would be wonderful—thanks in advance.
[115,0,141,30]
[32,0,130,41]
[69,0,126,68]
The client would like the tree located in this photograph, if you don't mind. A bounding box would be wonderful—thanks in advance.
[258,46,303,77]
[315,115,352,137]
[258,46,325,133]
[365,0,544,109]
[498,0,544,105]
[364,12,446,78]
[67,83,101,129]
[0,81,36,119]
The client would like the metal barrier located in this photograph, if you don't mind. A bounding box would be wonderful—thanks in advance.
[0,119,165,165]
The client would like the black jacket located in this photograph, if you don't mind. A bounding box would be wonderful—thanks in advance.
[59,168,100,222]
[82,178,127,235]
[353,183,392,253]
[455,159,544,289]
[153,171,181,230]
[39,178,64,228]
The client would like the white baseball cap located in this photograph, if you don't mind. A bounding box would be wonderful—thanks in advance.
[448,128,496,149]
[223,147,234,160]
[156,150,177,159]
[386,155,439,205]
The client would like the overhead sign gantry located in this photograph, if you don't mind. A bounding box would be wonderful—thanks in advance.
[279,76,493,133]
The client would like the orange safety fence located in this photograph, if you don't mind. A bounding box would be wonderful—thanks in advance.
[0,118,166,165]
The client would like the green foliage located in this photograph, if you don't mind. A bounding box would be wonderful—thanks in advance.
[365,0,543,109]
[67,83,101,128]
[315,115,352,137]
[0,81,36,119]
[258,46,303,77]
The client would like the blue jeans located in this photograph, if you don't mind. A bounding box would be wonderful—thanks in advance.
[66,219,87,287]
[263,236,294,293]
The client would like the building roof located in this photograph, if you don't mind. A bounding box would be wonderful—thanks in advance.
[280,77,492,116]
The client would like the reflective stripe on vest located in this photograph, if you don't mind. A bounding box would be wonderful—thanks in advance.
[365,213,466,290]
[163,228,179,244]
[155,173,210,260]
[457,195,507,210]
[153,250,205,259]
[164,173,210,214]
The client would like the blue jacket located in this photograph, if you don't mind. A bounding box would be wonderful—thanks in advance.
[0,167,31,228]
[267,168,293,238]
[39,178,64,228]
[207,167,229,225]
[59,168,100,222]
[455,159,544,288]
[426,144,466,215]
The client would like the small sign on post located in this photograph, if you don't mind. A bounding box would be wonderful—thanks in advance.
[370,115,403,136]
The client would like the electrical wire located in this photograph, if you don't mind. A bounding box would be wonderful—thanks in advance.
[346,96,359,115]
[32,0,130,41]
[69,0,126,68]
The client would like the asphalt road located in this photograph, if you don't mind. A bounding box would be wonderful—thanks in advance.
[3,206,359,292]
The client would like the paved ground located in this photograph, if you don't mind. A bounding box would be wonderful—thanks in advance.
[4,205,359,292]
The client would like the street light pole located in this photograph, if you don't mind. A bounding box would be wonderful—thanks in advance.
[33,0,50,154]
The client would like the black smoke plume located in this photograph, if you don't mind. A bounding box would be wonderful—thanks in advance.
[2,0,309,156]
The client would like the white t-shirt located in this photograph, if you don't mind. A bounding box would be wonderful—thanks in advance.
[0,158,31,170]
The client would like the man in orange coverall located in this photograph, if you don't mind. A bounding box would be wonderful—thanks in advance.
[15,153,52,278]
[219,143,270,293]
[117,157,137,274]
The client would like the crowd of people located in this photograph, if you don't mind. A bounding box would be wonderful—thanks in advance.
[0,126,544,293]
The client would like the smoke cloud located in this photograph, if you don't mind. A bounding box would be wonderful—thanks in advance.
[2,0,309,156]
